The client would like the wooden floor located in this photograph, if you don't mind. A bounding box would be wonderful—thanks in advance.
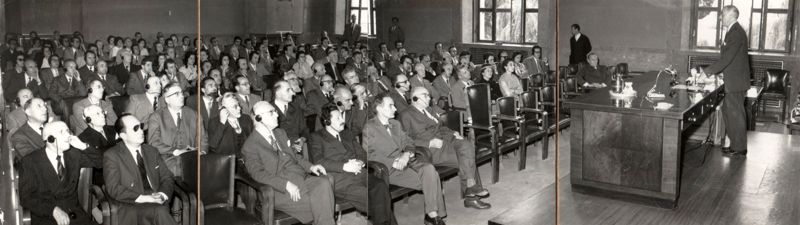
[490,131,800,225]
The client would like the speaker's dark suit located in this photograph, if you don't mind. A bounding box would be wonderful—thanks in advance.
[705,22,751,151]
[241,128,335,225]
[19,146,102,225]
[569,34,592,65]
[103,143,177,225]
[398,106,482,191]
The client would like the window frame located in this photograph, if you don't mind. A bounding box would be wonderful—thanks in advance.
[690,0,795,53]
[346,0,377,37]
[473,0,538,45]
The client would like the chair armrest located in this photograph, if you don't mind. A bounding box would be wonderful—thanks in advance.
[172,181,195,225]
[540,102,556,106]
[450,107,467,112]
[235,173,268,190]
[519,107,548,116]
[464,124,494,131]
[492,114,523,122]
[22,209,31,225]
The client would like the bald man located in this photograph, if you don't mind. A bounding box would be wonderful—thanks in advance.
[242,101,335,225]
[126,76,165,125]
[11,98,50,162]
[19,121,102,225]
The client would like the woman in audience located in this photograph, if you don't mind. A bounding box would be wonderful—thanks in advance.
[95,40,109,62]
[218,53,234,89]
[156,53,167,74]
[293,51,313,79]
[138,39,149,57]
[154,41,166,55]
[37,46,52,69]
[180,52,199,86]
[498,59,524,97]
[110,37,123,58]
[474,64,502,100]
[200,60,213,80]
[512,52,528,77]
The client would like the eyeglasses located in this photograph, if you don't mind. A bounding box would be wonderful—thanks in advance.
[132,123,145,132]
[166,91,183,98]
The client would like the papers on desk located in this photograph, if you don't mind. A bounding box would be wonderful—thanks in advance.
[747,86,759,98]
[671,85,703,91]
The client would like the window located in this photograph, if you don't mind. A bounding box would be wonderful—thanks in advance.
[476,0,538,44]
[347,0,376,36]
[693,0,794,52]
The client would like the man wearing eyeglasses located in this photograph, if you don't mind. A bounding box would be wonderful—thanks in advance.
[146,83,207,176]
[4,58,49,103]
[103,114,178,225]
[388,74,411,112]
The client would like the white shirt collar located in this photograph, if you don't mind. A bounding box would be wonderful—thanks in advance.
[28,121,43,135]
[167,107,182,126]
[574,33,582,40]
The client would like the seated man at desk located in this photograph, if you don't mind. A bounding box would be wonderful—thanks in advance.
[576,52,609,88]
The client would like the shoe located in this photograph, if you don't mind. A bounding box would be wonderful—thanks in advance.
[723,149,747,157]
[721,147,733,154]
[464,197,492,209]
[424,214,445,225]
[464,186,490,198]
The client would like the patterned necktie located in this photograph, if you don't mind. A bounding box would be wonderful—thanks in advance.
[176,112,182,127]
[56,155,64,181]
[152,96,158,110]
[136,150,153,192]
[423,108,438,123]
[384,123,392,136]
[269,135,280,152]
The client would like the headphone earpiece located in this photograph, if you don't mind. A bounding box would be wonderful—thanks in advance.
[412,96,419,102]
[336,101,343,107]
[85,116,92,123]
[46,135,55,143]
[320,81,324,87]
[145,84,150,90]
[324,116,331,126]
[255,115,262,122]
[394,83,401,88]
[87,87,93,94]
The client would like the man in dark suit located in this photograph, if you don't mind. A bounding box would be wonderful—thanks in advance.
[147,83,207,175]
[78,105,118,185]
[309,104,397,225]
[78,51,98,83]
[126,56,155,95]
[576,53,610,88]
[49,60,87,101]
[91,60,124,97]
[272,80,310,146]
[242,101,335,225]
[233,75,263,117]
[345,51,368,81]
[11,98,49,162]
[569,24,592,65]
[324,48,342,82]
[186,77,220,129]
[110,49,141,86]
[274,45,296,74]
[347,84,373,137]
[208,92,253,159]
[400,87,492,209]
[19,121,103,225]
[363,93,444,225]
[5,59,49,103]
[70,80,118,134]
[702,5,751,156]
[126,76,165,125]
[388,74,411,112]
[103,114,178,225]
[39,55,63,91]
[343,14,361,44]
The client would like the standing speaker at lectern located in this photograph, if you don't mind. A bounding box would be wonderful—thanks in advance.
[700,5,750,157]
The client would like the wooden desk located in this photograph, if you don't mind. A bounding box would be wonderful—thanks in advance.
[564,71,724,208]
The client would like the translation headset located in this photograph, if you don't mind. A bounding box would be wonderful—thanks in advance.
[46,135,56,143]
[87,87,93,94]
[412,96,419,102]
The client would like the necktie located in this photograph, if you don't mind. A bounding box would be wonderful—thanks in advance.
[136,150,153,192]
[26,76,30,86]
[125,65,130,72]
[335,134,341,142]
[53,69,58,77]
[384,124,392,136]
[176,112,182,127]
[152,96,158,110]
[244,95,250,106]
[89,66,94,72]
[269,135,280,152]
[56,155,65,181]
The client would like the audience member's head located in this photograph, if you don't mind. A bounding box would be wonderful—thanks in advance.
[283,71,302,93]
[83,104,106,127]
[252,101,278,130]
[273,80,295,103]
[320,103,345,132]
[42,121,71,151]
[145,76,163,95]
[410,86,431,108]
[333,87,353,111]
[234,75,251,95]
[342,68,359,86]
[24,98,48,124]
[116,114,145,146]
[87,80,105,99]
[24,59,39,75]
[393,74,410,92]
[200,77,218,97]
[351,84,368,104]
[372,92,396,119]
[220,92,242,118]
[586,52,599,67]
[163,82,185,109]
[320,74,335,92]
[84,51,97,66]
[571,24,581,35]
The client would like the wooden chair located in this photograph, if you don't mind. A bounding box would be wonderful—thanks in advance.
[535,85,570,134]
[520,91,551,160]
[529,73,544,88]
[179,153,261,225]
[20,168,102,225]
[759,69,790,123]
[466,83,512,183]
[561,76,582,99]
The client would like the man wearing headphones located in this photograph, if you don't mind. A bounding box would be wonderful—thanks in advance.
[19,121,102,225]
[147,83,207,176]
[71,80,118,134]
[78,105,118,185]
[103,114,177,225]
[303,62,326,94]
[5,88,58,137]
[399,87,492,210]
[208,92,253,163]
[126,76,164,124]
[272,80,310,149]
[242,101,335,225]
[387,74,411,112]
[348,84,372,137]
[11,98,50,162]
[93,60,124,97]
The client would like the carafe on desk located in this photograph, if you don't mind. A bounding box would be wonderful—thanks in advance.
[613,73,623,93]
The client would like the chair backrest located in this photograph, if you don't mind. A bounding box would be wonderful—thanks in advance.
[110,96,129,117]
[77,168,93,211]
[563,76,579,93]
[616,63,629,76]
[520,77,530,92]
[567,64,579,75]
[539,85,556,103]
[182,153,235,209]
[497,96,517,117]
[467,83,492,127]
[763,69,789,94]
[438,110,463,134]
[530,73,544,88]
